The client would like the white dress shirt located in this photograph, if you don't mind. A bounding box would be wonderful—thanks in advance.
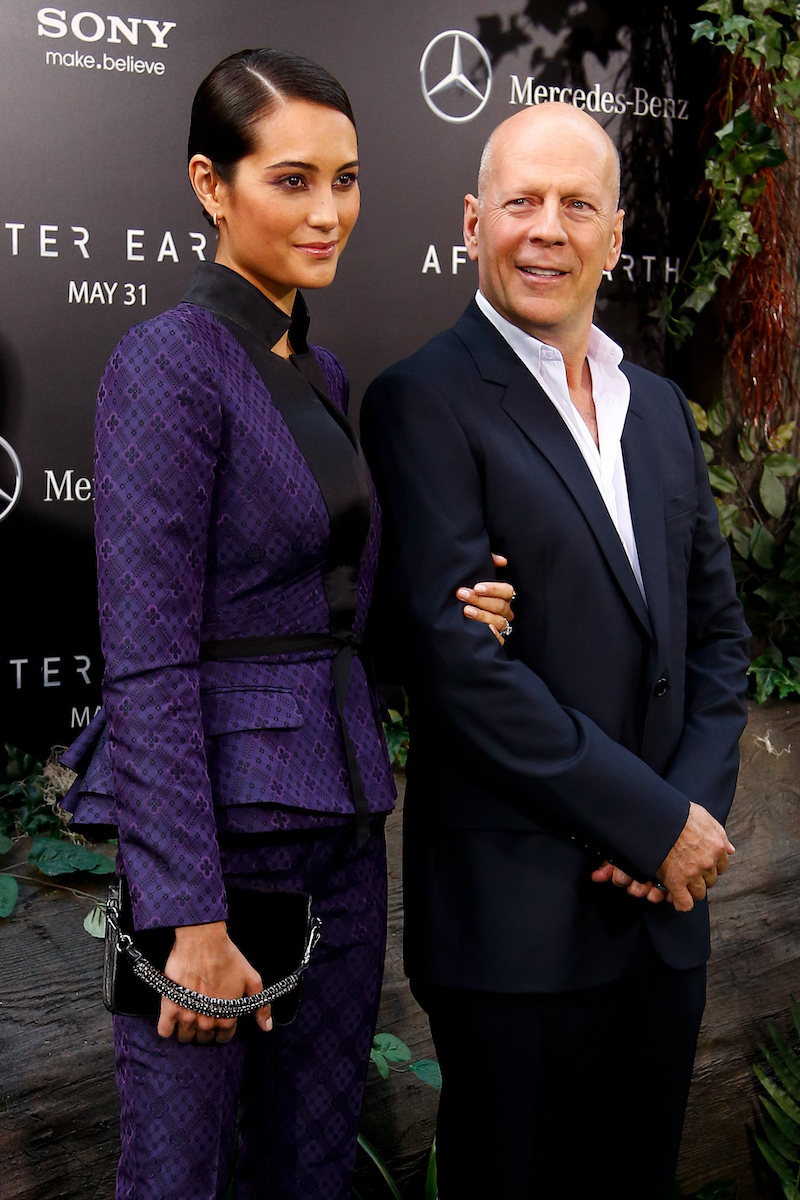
[475,290,647,601]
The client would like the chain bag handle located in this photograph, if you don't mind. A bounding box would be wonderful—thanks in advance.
[105,880,322,1019]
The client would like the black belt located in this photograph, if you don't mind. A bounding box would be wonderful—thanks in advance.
[200,631,372,847]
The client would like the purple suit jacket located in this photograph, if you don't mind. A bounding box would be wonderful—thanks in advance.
[63,264,395,931]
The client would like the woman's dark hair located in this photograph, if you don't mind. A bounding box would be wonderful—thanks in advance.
[188,48,356,223]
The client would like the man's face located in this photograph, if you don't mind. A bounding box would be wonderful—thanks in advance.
[464,109,624,348]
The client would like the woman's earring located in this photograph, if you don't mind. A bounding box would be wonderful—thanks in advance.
[213,212,219,228]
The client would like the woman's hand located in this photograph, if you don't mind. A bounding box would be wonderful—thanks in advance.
[157,921,272,1044]
[457,552,516,644]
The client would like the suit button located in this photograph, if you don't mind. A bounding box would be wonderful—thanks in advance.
[654,676,669,697]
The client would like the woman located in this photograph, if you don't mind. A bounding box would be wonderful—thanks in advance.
[62,48,513,1200]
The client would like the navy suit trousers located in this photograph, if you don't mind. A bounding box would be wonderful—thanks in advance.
[415,937,706,1200]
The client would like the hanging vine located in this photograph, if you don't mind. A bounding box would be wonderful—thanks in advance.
[659,0,800,429]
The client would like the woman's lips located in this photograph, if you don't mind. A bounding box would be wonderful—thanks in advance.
[295,242,338,259]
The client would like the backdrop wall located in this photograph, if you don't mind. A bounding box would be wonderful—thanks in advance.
[0,0,708,754]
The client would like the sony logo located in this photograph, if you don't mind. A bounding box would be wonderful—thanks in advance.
[37,8,175,49]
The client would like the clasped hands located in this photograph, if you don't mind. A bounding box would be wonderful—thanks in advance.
[591,801,734,912]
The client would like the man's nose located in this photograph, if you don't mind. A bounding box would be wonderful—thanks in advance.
[527,197,565,243]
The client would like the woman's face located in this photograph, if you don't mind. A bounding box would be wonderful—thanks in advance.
[213,100,360,312]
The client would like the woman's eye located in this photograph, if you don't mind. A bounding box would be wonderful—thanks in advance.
[279,175,306,189]
[335,172,359,188]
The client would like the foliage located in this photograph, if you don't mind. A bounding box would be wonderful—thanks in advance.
[690,403,800,699]
[752,997,800,1197]
[0,744,75,840]
[369,1032,442,1092]
[355,1034,442,1198]
[673,1181,738,1199]
[657,0,799,346]
[383,709,410,771]
[0,745,114,924]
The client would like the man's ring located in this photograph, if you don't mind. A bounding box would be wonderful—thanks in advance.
[503,620,513,638]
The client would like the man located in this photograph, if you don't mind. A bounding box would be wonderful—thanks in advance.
[360,103,750,1199]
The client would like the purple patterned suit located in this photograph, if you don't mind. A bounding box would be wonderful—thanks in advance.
[62,263,395,1200]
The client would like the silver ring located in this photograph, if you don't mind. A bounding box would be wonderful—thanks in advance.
[511,589,517,601]
[503,620,513,638]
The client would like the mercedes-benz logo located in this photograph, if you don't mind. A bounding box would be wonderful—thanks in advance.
[420,30,492,124]
[0,436,22,522]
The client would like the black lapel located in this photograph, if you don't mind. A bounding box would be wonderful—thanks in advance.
[183,262,372,633]
[455,302,653,641]
[621,374,670,658]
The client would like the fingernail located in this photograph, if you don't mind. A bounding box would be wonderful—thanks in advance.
[456,588,471,599]
[464,605,478,616]
[474,584,487,593]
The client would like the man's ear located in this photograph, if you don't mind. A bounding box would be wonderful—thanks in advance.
[604,208,625,273]
[464,194,480,262]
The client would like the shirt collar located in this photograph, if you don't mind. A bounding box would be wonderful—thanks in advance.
[474,289,623,371]
[182,261,310,353]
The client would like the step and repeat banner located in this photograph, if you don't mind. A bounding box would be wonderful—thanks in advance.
[0,1,708,755]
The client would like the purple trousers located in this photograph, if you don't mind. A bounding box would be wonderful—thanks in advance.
[113,823,387,1200]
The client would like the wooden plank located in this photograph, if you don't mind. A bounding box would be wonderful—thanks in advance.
[2,701,799,1198]
[678,701,800,1198]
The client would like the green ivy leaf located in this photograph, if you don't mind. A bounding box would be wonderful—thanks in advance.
[688,401,709,432]
[83,905,107,939]
[0,874,18,918]
[0,833,13,855]
[370,1050,390,1079]
[770,421,797,450]
[760,468,787,518]
[708,465,737,494]
[750,523,776,569]
[406,1059,443,1091]
[738,433,756,461]
[764,452,800,477]
[731,524,751,559]
[372,1033,412,1064]
[88,853,116,875]
[703,442,715,464]
[741,177,768,204]
[691,19,717,41]
[721,14,753,37]
[783,41,800,78]
[748,652,800,702]
[707,401,727,437]
[27,837,114,877]
[716,502,740,538]
[698,0,734,17]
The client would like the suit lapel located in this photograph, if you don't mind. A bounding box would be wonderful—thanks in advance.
[455,302,653,641]
[621,376,670,657]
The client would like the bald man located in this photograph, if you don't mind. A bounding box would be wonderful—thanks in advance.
[361,104,749,1198]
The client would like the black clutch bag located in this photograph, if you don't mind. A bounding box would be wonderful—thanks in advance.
[103,877,321,1026]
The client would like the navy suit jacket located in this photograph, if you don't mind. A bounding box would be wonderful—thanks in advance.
[361,301,750,992]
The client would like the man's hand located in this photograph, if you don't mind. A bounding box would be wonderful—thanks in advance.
[655,802,734,912]
[591,860,666,904]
